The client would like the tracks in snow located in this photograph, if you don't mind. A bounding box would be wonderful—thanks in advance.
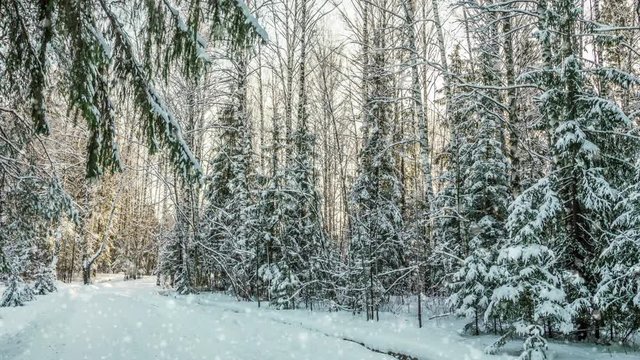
[179,294,421,360]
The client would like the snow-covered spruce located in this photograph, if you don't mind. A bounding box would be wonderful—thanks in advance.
[595,161,640,337]
[349,22,407,320]
[484,178,572,356]
[481,0,640,353]
[200,51,256,299]
[33,266,57,295]
[0,274,35,307]
[448,0,510,336]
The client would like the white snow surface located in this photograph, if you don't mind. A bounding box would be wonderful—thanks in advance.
[0,277,637,360]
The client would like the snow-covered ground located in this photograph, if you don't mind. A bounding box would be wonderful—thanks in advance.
[0,277,637,360]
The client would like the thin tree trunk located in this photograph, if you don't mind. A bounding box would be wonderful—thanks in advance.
[503,9,520,194]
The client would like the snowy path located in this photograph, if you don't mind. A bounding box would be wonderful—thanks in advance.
[1,278,638,360]
[0,278,394,360]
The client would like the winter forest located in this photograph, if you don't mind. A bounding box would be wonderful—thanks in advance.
[2,0,640,359]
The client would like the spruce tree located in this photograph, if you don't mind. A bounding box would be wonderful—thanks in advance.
[255,114,289,306]
[487,0,640,353]
[449,1,511,335]
[431,45,468,287]
[595,162,640,340]
[0,274,34,307]
[271,0,333,309]
[485,177,572,357]
[349,24,406,320]
[202,50,255,297]
[274,111,327,308]
[0,174,75,306]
